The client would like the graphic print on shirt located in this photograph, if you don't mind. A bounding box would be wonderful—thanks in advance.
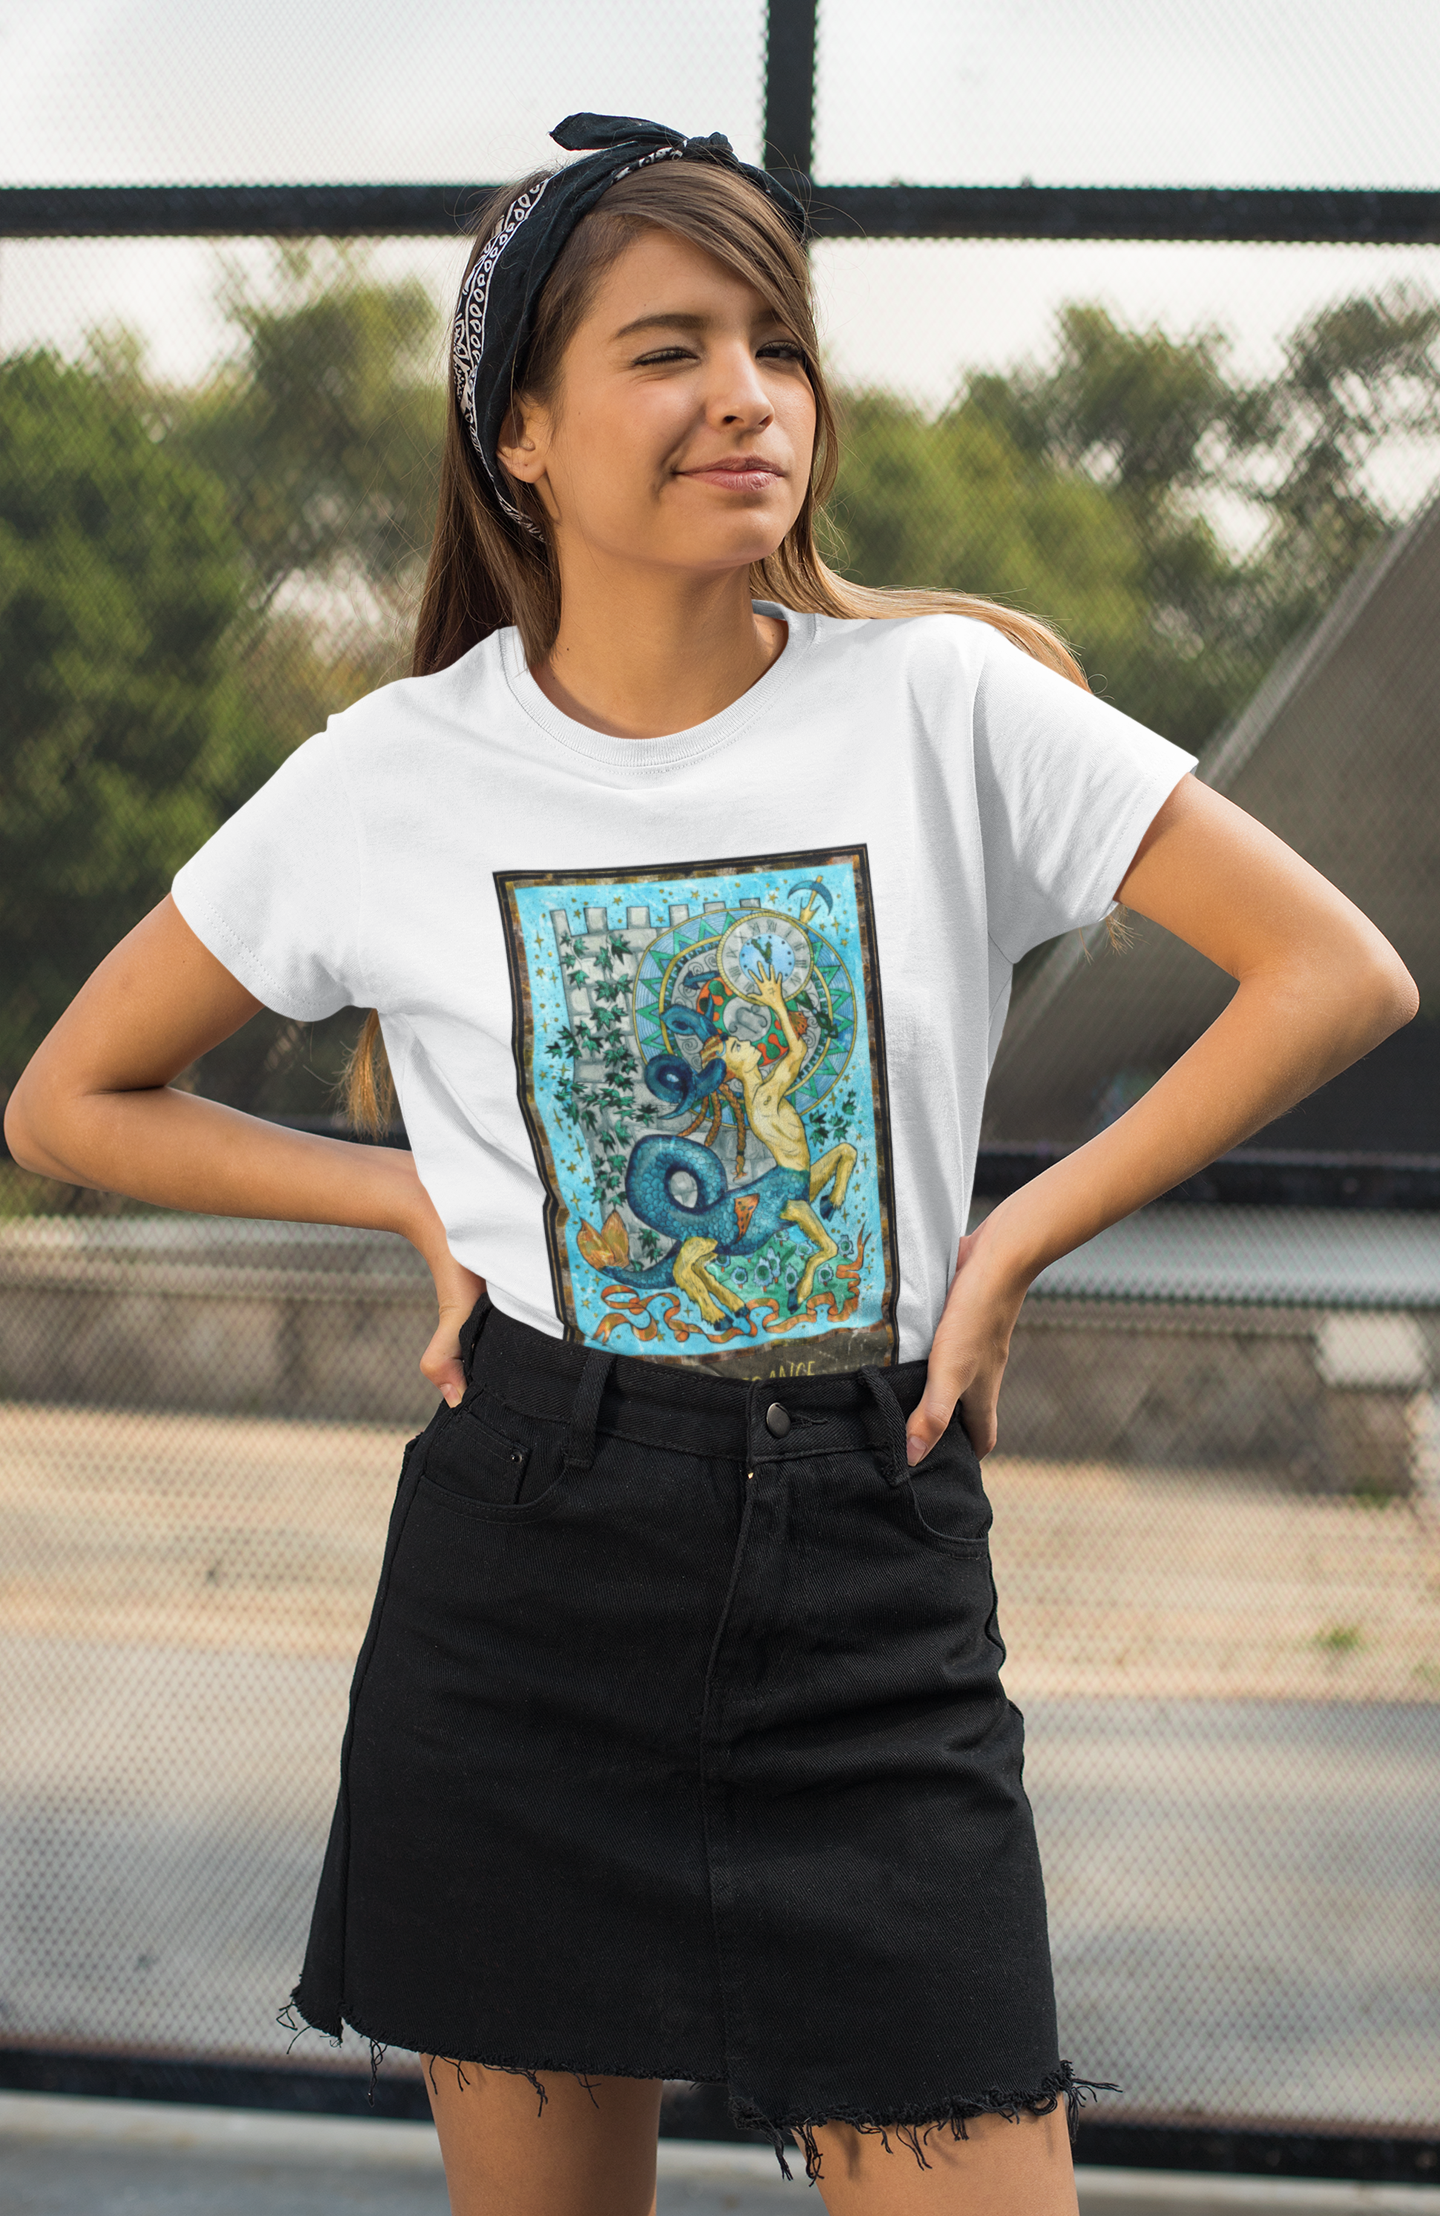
[496,847,898,1376]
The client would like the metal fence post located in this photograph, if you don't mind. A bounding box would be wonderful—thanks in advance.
[764,0,817,189]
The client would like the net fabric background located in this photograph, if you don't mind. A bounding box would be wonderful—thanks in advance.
[2,0,1438,2141]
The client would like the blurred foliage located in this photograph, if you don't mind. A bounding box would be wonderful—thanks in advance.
[178,246,444,1124]
[3,254,1437,1179]
[0,341,260,1098]
[1,248,443,1141]
[183,243,443,614]
[831,285,1440,754]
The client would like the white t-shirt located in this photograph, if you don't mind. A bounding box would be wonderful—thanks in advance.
[172,606,1194,1377]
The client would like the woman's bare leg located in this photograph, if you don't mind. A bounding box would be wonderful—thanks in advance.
[811,2107,1079,2216]
[424,2060,663,2216]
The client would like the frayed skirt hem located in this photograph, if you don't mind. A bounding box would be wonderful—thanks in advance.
[278,1994,1115,2185]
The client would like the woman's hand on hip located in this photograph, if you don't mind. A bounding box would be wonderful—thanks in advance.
[421,1252,487,1408]
[395,1168,485,1408]
[906,1218,1029,1465]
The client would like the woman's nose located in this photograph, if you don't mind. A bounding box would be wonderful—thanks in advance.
[709,350,773,427]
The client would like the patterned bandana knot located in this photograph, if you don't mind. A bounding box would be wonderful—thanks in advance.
[549,115,736,160]
[451,112,809,536]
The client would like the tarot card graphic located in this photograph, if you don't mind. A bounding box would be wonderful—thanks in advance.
[496,847,898,1375]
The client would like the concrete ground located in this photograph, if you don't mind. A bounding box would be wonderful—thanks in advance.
[5,1404,1439,1701]
[3,2097,1440,2216]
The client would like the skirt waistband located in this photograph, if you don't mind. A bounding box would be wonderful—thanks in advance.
[463,1298,929,1470]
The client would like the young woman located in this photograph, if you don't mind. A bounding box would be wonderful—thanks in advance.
[6,113,1415,2216]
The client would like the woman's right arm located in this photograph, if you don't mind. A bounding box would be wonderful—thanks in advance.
[4,895,482,1405]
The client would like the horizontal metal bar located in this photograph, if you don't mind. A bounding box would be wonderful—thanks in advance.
[805,183,1440,245]
[0,182,495,238]
[2,2050,1438,2180]
[976,1144,1440,1211]
[2,180,1438,244]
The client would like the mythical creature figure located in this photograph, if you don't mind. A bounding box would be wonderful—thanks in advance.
[581,959,856,1327]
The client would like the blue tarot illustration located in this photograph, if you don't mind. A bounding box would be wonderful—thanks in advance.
[496,847,898,1376]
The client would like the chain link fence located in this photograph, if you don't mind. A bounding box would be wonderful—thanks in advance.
[2,0,1438,2174]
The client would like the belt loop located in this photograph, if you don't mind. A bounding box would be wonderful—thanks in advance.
[565,1348,616,1471]
[859,1365,909,1487]
[458,1291,492,1386]
[743,1377,764,1461]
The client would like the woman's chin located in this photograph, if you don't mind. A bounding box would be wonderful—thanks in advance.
[662,488,800,555]
[658,522,795,576]
[576,508,793,578]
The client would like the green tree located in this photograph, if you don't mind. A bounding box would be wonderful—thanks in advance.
[181,244,443,643]
[830,374,1251,754]
[1,250,447,1136]
[1234,285,1440,607]
[0,343,265,1094]
[830,285,1440,754]
[174,247,445,1120]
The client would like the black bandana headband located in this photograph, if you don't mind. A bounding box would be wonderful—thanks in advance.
[451,112,810,532]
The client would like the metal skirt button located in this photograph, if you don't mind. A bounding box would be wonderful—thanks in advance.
[765,1401,791,1438]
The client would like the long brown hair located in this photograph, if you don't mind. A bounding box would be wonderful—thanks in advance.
[345,158,1088,1132]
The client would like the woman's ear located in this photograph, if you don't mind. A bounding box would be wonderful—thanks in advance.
[496,396,549,486]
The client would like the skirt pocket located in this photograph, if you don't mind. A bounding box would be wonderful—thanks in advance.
[902,1417,992,1555]
[419,1392,569,1519]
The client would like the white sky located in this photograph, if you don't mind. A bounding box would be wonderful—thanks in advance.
[4,0,1436,189]
[1,0,1437,448]
[816,0,1440,189]
[0,0,769,186]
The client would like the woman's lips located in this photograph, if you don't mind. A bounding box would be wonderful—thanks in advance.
[680,458,783,492]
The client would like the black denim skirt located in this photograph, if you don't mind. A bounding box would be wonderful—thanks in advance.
[291,1299,1095,2170]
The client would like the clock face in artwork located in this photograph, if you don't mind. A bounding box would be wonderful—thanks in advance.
[716,913,813,1002]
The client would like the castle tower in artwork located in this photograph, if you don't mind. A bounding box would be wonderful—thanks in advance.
[547,895,764,1195]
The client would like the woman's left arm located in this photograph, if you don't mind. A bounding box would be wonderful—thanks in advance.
[909,776,1419,1464]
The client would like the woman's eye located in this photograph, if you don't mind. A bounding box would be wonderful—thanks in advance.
[631,342,804,366]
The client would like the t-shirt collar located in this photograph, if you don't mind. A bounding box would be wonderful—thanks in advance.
[500,601,817,773]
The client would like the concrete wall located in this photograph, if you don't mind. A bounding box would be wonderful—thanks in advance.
[0,1281,438,1424]
[1007,1299,1432,1493]
[3,1220,1434,1490]
[0,1219,438,1426]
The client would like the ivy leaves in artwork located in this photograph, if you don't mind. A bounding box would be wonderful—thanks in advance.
[545,930,665,1214]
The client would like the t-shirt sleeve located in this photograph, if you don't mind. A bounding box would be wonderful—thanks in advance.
[972,629,1197,964]
[171,728,363,1020]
